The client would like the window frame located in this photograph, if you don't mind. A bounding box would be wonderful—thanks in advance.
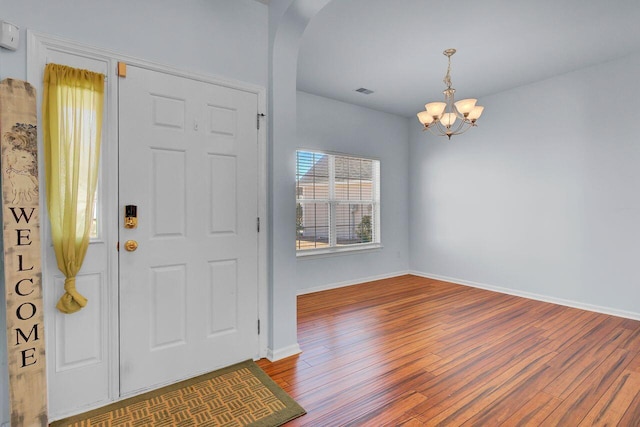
[296,149,381,257]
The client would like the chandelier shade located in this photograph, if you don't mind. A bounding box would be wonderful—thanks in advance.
[417,49,484,139]
[454,98,477,115]
[468,105,484,121]
[417,110,434,125]
[425,102,446,118]
[440,112,457,127]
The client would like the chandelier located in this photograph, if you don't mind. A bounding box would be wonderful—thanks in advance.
[417,49,484,139]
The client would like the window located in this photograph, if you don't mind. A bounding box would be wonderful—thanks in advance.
[296,150,380,254]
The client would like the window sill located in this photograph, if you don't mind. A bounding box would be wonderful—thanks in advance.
[296,243,383,259]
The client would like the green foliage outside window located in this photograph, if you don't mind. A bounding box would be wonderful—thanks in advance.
[356,215,372,243]
[296,203,304,235]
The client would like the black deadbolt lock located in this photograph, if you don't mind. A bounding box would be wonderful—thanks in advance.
[125,205,138,229]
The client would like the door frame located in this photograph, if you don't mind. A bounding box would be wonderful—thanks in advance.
[28,31,269,418]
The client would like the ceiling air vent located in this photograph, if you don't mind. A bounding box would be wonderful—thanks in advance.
[355,87,374,95]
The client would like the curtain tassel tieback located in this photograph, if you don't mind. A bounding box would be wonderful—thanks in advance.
[56,276,88,314]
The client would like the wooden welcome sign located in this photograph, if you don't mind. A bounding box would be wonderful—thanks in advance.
[1,79,48,426]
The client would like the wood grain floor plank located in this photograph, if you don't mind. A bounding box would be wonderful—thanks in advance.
[343,390,428,427]
[618,388,640,426]
[397,417,426,426]
[626,351,640,373]
[257,275,640,425]
[292,360,435,426]
[618,326,640,352]
[460,363,561,426]
[544,338,620,399]
[540,348,634,426]
[500,392,563,427]
[415,349,556,425]
[578,370,640,426]
[428,326,548,380]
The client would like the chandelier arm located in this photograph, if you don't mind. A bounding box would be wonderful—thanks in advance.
[452,122,475,136]
[433,121,449,136]
[425,123,445,137]
[425,125,445,137]
[450,118,469,135]
[437,118,472,138]
[424,119,475,138]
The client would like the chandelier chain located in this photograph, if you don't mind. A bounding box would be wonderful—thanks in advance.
[443,55,452,89]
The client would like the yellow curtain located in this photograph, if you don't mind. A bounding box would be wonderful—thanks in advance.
[42,63,104,314]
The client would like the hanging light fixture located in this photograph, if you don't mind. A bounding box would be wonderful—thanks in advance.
[417,49,484,139]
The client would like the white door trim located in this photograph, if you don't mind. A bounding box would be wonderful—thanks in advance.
[27,30,269,418]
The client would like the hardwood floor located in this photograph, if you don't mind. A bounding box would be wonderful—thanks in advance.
[257,274,640,426]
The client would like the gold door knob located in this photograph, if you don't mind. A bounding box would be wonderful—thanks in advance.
[124,240,138,252]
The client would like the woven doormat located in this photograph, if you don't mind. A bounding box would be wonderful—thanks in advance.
[50,360,305,427]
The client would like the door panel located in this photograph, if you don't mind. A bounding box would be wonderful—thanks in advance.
[209,154,237,233]
[118,65,259,395]
[151,148,186,236]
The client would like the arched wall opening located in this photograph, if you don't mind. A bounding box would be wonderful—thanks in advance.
[268,0,333,358]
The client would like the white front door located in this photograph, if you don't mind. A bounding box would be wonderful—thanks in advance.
[118,65,260,395]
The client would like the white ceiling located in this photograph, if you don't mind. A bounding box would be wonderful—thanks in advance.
[297,0,640,118]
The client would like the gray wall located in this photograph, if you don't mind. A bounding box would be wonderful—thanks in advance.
[409,52,640,317]
[295,91,410,293]
[0,0,268,423]
[0,0,268,87]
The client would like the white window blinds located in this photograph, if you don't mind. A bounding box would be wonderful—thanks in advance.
[296,150,380,253]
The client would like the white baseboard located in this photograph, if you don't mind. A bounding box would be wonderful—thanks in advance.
[297,270,411,296]
[266,344,302,362]
[409,270,640,321]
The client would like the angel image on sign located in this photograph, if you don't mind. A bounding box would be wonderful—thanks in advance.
[3,123,39,204]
